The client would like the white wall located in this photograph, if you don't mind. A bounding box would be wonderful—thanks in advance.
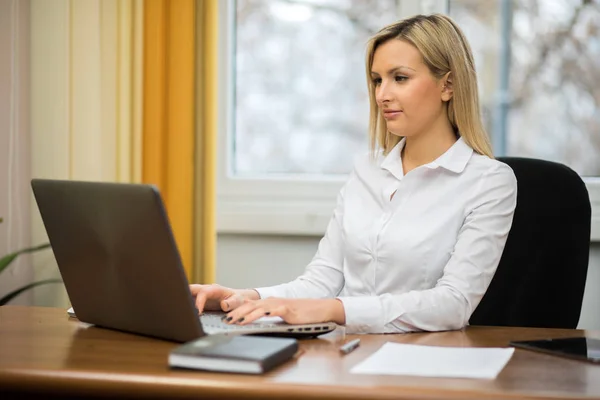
[217,235,600,330]
[217,234,319,289]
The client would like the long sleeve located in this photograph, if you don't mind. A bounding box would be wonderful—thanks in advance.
[254,180,348,300]
[338,164,518,334]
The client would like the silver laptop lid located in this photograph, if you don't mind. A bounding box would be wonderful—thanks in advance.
[31,179,204,342]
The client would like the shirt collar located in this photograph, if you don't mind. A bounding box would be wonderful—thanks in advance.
[430,136,474,173]
[380,136,474,178]
[380,139,405,180]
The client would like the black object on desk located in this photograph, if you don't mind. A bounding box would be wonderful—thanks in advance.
[169,335,299,374]
[510,337,600,363]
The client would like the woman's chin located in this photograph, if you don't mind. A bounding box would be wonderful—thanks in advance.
[388,129,410,138]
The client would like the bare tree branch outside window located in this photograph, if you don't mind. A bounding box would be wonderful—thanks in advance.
[451,0,600,176]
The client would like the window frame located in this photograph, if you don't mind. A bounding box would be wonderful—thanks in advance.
[216,0,600,241]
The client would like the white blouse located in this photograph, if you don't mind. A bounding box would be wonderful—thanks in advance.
[256,137,518,334]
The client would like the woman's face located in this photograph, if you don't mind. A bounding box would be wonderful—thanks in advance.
[370,39,451,138]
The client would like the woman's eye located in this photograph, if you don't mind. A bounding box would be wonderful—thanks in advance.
[372,77,382,85]
[395,75,408,82]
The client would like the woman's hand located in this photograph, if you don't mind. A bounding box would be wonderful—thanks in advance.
[189,284,260,314]
[221,297,346,326]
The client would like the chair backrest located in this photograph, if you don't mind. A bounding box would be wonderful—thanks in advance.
[469,157,591,329]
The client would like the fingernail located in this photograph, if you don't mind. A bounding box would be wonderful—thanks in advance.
[223,301,230,311]
[225,316,233,322]
[237,317,244,323]
[220,315,227,321]
[265,312,271,316]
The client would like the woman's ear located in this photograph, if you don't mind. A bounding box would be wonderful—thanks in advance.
[441,72,453,102]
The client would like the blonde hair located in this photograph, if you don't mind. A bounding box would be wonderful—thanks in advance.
[365,14,493,158]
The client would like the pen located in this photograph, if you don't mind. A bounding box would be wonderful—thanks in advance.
[339,338,361,355]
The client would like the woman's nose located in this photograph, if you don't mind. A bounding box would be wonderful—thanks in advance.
[376,83,391,105]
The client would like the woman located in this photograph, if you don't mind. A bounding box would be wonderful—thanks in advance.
[190,14,517,334]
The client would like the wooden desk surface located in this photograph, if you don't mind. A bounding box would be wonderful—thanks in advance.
[1,306,600,400]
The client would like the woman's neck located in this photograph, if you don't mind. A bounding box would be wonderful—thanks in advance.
[401,118,457,175]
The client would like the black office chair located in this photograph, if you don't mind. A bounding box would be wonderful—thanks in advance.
[469,157,591,329]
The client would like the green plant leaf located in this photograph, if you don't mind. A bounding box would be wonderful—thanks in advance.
[0,278,62,306]
[0,243,51,275]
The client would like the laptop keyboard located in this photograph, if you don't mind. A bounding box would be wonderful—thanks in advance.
[199,312,282,334]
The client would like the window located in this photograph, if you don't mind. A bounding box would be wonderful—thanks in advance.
[234,0,399,176]
[217,0,600,239]
[449,0,600,176]
[447,0,600,238]
[218,0,402,234]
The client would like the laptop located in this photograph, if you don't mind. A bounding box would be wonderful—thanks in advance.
[31,179,336,342]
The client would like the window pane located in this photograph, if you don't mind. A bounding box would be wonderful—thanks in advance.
[450,0,600,176]
[234,0,399,176]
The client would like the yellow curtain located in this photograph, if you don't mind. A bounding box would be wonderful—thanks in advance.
[142,0,217,282]
[142,0,196,279]
[195,0,218,284]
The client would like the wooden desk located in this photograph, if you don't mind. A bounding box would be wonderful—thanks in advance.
[1,306,600,400]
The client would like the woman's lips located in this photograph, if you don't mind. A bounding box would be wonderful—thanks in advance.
[383,110,402,119]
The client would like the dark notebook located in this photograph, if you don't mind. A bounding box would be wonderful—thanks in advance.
[168,335,299,374]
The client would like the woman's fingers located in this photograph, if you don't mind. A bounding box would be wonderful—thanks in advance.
[190,284,228,313]
[224,300,290,325]
[188,284,205,297]
[223,300,262,324]
[236,307,271,325]
[223,302,251,324]
[238,303,291,325]
[190,285,208,313]
[220,293,245,312]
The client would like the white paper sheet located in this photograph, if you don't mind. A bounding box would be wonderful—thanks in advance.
[351,342,514,379]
